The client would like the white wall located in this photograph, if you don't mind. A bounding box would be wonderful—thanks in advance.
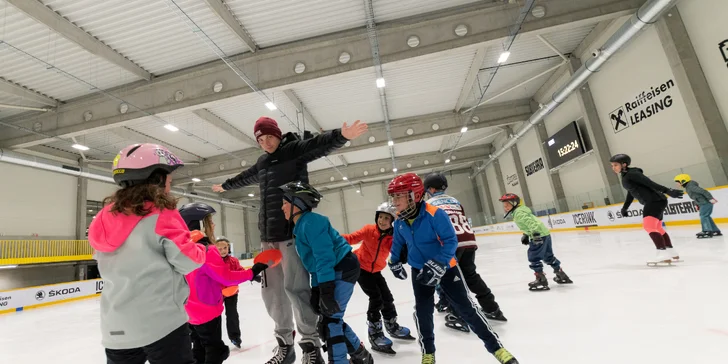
[317,191,346,233]
[514,128,552,209]
[0,163,77,237]
[344,184,384,233]
[678,0,728,131]
[87,180,118,202]
[484,163,504,222]
[246,209,262,251]
[497,148,524,199]
[586,26,711,187]
[223,207,246,255]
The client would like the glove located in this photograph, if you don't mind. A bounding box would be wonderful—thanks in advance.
[532,232,543,244]
[310,286,321,315]
[389,260,408,280]
[251,262,268,277]
[620,207,628,218]
[190,230,204,243]
[666,189,683,199]
[521,234,529,245]
[416,259,447,286]
[318,281,340,316]
[252,275,262,283]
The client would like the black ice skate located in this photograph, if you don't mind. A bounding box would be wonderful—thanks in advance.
[528,272,549,291]
[266,337,295,364]
[368,320,396,355]
[712,231,723,236]
[696,231,713,239]
[553,269,573,284]
[435,298,449,313]
[349,343,374,364]
[384,317,415,340]
[485,308,507,322]
[444,312,470,333]
[299,342,324,364]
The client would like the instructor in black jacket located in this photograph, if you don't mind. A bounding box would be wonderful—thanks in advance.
[212,116,367,364]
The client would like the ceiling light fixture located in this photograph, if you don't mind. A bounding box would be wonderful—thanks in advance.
[461,127,468,133]
[72,144,90,151]
[191,178,201,182]
[164,124,179,132]
[265,102,277,110]
[376,78,386,88]
[497,51,511,64]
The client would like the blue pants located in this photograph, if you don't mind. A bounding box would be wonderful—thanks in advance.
[412,266,503,354]
[323,271,361,364]
[699,203,720,233]
[527,235,561,273]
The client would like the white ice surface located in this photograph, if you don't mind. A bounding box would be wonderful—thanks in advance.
[1,226,727,363]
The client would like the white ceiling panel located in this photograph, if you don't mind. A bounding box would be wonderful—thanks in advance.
[393,135,445,156]
[440,127,501,153]
[40,0,250,76]
[227,0,366,48]
[0,92,41,119]
[372,0,484,23]
[291,67,384,130]
[468,57,564,107]
[0,0,139,101]
[341,146,393,164]
[383,46,478,120]
[307,156,345,173]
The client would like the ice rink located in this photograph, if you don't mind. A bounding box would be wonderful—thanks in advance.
[1,226,726,363]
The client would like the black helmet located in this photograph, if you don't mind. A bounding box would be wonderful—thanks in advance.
[423,172,448,191]
[179,202,216,231]
[609,154,631,166]
[280,181,323,211]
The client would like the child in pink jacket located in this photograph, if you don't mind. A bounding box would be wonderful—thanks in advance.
[179,202,268,364]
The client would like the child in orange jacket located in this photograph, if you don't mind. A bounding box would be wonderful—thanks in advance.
[341,202,414,355]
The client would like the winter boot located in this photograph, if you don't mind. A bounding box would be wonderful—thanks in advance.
[384,317,415,340]
[368,320,395,355]
[421,353,436,364]
[528,272,549,291]
[494,348,519,364]
[266,337,295,364]
[553,269,573,284]
[484,308,507,322]
[349,344,374,364]
[299,342,324,364]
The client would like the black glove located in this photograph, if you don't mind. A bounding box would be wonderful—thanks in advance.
[310,286,321,315]
[666,189,683,199]
[251,262,268,277]
[521,234,529,245]
[416,259,447,286]
[388,260,408,280]
[400,244,409,265]
[532,232,543,244]
[252,275,262,283]
[318,281,340,316]
[620,207,629,218]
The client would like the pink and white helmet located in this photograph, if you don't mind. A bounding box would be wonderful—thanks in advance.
[112,143,184,187]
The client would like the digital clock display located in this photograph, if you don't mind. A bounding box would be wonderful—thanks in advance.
[545,121,588,168]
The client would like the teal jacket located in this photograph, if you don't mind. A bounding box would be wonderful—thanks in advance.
[293,211,352,287]
[683,181,713,205]
[512,205,550,238]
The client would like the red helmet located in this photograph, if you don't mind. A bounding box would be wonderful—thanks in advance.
[499,193,520,205]
[388,173,425,202]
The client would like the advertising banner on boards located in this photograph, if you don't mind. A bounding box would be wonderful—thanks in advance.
[0,279,103,313]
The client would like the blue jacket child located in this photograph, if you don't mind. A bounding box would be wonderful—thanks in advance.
[389,202,458,270]
[280,181,372,364]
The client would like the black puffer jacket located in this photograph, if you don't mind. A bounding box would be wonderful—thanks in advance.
[620,167,670,208]
[221,130,348,242]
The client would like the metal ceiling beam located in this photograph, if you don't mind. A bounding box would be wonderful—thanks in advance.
[281,89,324,132]
[109,126,203,161]
[0,0,639,149]
[0,78,58,107]
[171,99,530,185]
[202,0,258,52]
[5,0,151,81]
[191,109,258,147]
[454,47,488,113]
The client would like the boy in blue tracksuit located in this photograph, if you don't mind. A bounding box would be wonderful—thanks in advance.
[280,181,373,364]
[386,173,519,364]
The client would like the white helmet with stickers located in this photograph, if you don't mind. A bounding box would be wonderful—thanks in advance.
[375,201,397,223]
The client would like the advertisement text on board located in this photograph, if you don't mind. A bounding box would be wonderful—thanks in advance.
[609,79,675,133]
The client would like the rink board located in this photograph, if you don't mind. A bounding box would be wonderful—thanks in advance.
[475,186,728,235]
[0,279,103,314]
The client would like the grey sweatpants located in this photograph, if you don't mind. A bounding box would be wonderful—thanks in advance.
[261,239,321,346]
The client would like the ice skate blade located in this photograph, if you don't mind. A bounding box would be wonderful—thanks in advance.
[646,260,674,267]
[445,322,471,333]
[370,345,396,355]
[528,286,550,291]
[389,333,416,341]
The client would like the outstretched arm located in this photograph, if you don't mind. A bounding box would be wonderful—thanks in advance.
[621,192,634,212]
[220,164,260,191]
[202,248,254,286]
[284,121,368,163]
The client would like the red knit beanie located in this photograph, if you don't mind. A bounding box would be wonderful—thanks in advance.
[254,117,282,141]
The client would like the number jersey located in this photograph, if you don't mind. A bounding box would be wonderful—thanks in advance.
[426,193,477,249]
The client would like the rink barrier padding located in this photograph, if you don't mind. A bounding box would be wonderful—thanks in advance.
[0,279,102,315]
[474,185,728,236]
[0,239,93,266]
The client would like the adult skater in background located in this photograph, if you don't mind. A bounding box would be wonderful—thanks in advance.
[387,173,518,364]
[423,172,507,331]
[674,174,722,238]
[89,143,205,364]
[212,117,368,364]
[610,154,684,264]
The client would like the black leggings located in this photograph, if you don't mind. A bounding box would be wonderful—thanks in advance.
[191,316,230,364]
[105,324,195,364]
[357,270,398,322]
[643,199,668,220]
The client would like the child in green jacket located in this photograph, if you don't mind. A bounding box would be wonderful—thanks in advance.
[499,193,573,291]
[675,174,722,238]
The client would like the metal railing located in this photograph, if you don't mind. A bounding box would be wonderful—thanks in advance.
[0,240,93,266]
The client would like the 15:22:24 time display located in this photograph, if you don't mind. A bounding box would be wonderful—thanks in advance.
[557,140,580,158]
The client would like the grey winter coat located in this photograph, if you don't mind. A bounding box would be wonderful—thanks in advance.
[684,180,714,205]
